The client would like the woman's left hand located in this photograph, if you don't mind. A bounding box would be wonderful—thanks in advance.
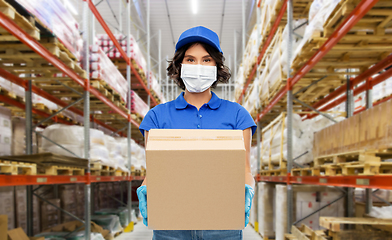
[245,184,255,228]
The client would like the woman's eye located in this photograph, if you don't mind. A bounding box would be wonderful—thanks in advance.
[187,59,195,62]
[204,58,211,62]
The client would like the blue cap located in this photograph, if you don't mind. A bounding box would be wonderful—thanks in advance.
[175,26,223,54]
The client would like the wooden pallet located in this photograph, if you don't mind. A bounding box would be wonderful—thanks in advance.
[314,149,392,167]
[341,161,392,176]
[260,113,288,171]
[292,167,322,177]
[320,217,392,232]
[324,0,392,37]
[293,162,392,176]
[260,168,287,176]
[40,165,85,176]
[90,163,117,176]
[0,160,37,175]
[114,169,129,177]
[0,0,40,41]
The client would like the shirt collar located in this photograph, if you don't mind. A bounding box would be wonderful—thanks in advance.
[175,92,222,110]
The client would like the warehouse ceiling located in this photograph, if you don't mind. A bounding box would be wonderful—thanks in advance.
[76,0,256,83]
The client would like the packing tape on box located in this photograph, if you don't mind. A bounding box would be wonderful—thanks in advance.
[148,136,244,141]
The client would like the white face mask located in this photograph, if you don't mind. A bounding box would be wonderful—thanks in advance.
[180,64,217,93]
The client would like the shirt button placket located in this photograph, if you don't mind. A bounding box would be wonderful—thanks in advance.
[197,110,202,128]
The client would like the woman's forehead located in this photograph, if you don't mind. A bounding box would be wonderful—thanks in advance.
[185,43,209,55]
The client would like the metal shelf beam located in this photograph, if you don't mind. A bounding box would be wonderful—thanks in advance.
[258,175,392,190]
[0,175,144,187]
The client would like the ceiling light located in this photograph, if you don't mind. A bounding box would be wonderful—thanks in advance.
[191,0,198,15]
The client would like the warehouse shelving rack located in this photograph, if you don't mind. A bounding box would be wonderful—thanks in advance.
[243,0,392,235]
[0,0,154,238]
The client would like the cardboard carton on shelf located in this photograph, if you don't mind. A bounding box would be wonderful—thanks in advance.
[0,187,14,230]
[0,215,7,240]
[40,199,61,231]
[146,129,246,230]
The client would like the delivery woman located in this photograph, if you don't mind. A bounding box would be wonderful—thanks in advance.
[137,26,257,240]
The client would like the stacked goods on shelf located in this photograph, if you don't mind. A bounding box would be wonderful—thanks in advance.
[257,182,275,238]
[59,185,78,223]
[147,71,165,103]
[96,34,147,73]
[131,90,149,118]
[373,76,392,103]
[104,135,128,172]
[259,112,346,174]
[242,25,261,80]
[41,124,128,171]
[286,221,392,240]
[274,185,344,240]
[234,66,244,101]
[0,77,81,125]
[0,187,15,230]
[292,0,341,63]
[290,0,392,105]
[90,45,128,104]
[96,34,165,104]
[235,0,311,102]
[119,138,146,174]
[40,199,61,231]
[14,186,39,234]
[312,99,392,176]
[243,20,308,117]
[0,106,12,156]
[15,0,83,60]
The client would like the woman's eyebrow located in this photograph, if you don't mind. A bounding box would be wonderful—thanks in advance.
[184,55,195,58]
[202,55,211,58]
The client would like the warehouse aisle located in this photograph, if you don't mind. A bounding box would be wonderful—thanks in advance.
[115,221,263,239]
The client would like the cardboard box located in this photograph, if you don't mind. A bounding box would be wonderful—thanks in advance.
[0,215,7,240]
[14,186,27,233]
[7,227,44,240]
[257,182,275,238]
[146,129,245,230]
[7,227,29,240]
[0,106,12,156]
[313,99,392,158]
[0,187,14,230]
[59,185,77,222]
[40,199,61,231]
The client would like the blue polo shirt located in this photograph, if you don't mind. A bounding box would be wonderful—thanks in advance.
[139,92,257,136]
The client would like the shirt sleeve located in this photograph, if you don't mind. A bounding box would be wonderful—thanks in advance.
[236,105,257,136]
[139,108,159,137]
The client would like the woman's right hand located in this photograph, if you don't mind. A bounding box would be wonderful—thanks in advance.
[136,185,148,226]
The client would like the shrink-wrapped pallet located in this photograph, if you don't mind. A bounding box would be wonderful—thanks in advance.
[258,182,275,238]
[90,45,128,103]
[96,34,147,73]
[15,0,83,60]
[293,0,340,62]
[275,185,287,240]
[118,137,146,171]
[131,91,149,117]
[234,66,245,101]
[42,124,111,166]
